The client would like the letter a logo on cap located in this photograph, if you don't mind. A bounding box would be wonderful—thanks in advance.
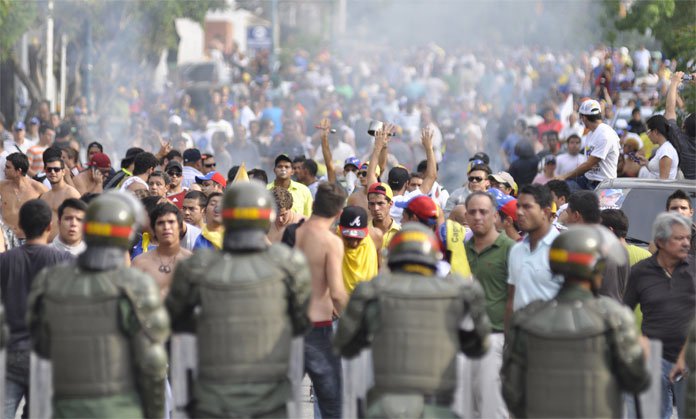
[349,216,362,227]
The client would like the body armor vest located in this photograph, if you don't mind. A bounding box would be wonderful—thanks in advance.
[43,268,135,398]
[196,251,293,384]
[520,299,622,418]
[371,273,462,395]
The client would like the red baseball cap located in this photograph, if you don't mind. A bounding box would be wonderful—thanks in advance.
[396,195,438,223]
[88,152,111,169]
[500,199,518,222]
[195,171,227,188]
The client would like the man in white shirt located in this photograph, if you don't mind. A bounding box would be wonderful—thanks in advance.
[506,184,562,318]
[4,122,37,154]
[554,134,587,176]
[557,99,619,190]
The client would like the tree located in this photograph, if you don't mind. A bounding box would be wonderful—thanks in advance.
[0,0,226,118]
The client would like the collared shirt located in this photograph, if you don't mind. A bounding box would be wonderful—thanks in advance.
[379,218,401,251]
[624,254,696,363]
[466,233,515,331]
[267,179,313,217]
[507,226,562,311]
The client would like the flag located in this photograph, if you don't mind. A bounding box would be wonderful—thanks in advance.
[233,162,249,183]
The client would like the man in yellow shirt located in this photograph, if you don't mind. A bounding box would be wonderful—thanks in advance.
[267,154,313,217]
[367,182,400,251]
[338,206,379,293]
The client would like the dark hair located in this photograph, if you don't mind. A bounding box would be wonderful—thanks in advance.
[141,195,163,215]
[416,159,439,173]
[568,191,601,223]
[87,141,103,152]
[133,152,158,175]
[58,198,87,219]
[410,172,424,180]
[227,165,240,182]
[7,152,29,176]
[149,202,183,232]
[685,113,695,138]
[293,155,306,164]
[465,191,497,210]
[80,192,100,204]
[303,159,318,177]
[206,192,223,207]
[566,134,582,143]
[39,124,54,135]
[666,189,693,210]
[19,199,52,239]
[468,163,492,176]
[584,113,602,122]
[646,114,670,138]
[248,168,268,184]
[42,147,64,167]
[165,149,182,161]
[184,190,208,208]
[546,179,571,201]
[272,187,294,210]
[519,184,553,209]
[600,209,628,239]
[313,182,347,217]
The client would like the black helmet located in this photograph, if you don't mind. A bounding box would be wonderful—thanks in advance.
[387,222,442,270]
[222,181,276,251]
[549,225,626,282]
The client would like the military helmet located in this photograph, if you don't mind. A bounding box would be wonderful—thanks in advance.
[387,222,443,270]
[84,191,142,249]
[549,225,627,280]
[222,181,276,231]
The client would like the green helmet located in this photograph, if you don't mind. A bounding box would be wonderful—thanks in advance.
[387,222,442,270]
[84,192,142,249]
[549,225,627,281]
[222,181,276,231]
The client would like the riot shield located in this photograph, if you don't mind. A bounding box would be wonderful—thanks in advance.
[29,352,52,419]
[170,333,198,419]
[286,337,304,418]
[342,348,374,419]
[623,339,662,419]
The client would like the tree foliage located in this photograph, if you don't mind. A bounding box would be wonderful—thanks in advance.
[0,1,37,60]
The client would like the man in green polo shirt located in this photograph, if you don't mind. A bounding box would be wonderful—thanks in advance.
[463,191,515,419]
[267,154,313,217]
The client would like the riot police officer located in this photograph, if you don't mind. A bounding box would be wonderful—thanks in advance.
[501,225,651,418]
[27,192,170,418]
[334,222,491,418]
[165,181,311,418]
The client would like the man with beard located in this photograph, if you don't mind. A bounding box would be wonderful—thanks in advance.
[39,149,81,240]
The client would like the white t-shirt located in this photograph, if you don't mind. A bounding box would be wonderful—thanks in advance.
[555,152,587,176]
[390,189,424,224]
[583,123,620,182]
[638,141,679,180]
[119,175,148,191]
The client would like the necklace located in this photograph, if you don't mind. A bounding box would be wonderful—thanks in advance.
[156,249,176,273]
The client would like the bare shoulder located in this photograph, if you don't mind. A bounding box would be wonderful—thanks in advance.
[132,251,155,267]
[66,184,81,198]
[31,179,48,194]
[178,248,192,259]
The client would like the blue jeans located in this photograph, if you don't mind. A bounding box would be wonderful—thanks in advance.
[661,358,686,419]
[5,350,29,419]
[304,324,342,419]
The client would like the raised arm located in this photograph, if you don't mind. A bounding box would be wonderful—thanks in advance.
[366,124,392,188]
[419,126,437,194]
[319,118,336,184]
[665,71,684,121]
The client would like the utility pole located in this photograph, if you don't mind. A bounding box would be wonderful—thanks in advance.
[271,0,279,73]
[46,0,55,111]
[83,19,92,111]
[59,34,67,118]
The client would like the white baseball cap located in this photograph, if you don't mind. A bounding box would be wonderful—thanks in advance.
[168,114,183,126]
[579,99,602,116]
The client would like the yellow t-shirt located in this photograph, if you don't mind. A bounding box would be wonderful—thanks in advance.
[342,236,379,293]
[380,219,401,251]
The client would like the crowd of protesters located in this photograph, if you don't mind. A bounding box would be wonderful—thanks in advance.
[0,41,694,419]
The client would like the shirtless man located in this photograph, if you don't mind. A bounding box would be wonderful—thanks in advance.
[132,202,191,298]
[73,152,111,195]
[294,181,348,419]
[40,151,81,240]
[0,152,48,237]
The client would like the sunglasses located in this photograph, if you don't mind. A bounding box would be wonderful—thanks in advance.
[46,167,63,173]
[204,163,216,168]
[358,171,367,177]
[468,176,484,183]
[167,171,182,177]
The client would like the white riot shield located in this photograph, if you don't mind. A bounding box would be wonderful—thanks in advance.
[341,349,374,419]
[286,337,304,418]
[170,334,198,419]
[29,352,52,419]
[623,339,662,419]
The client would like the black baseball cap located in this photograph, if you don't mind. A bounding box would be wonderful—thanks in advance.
[469,152,490,165]
[121,147,144,168]
[183,148,202,164]
[165,160,183,173]
[388,166,410,191]
[274,154,292,167]
[339,206,368,239]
